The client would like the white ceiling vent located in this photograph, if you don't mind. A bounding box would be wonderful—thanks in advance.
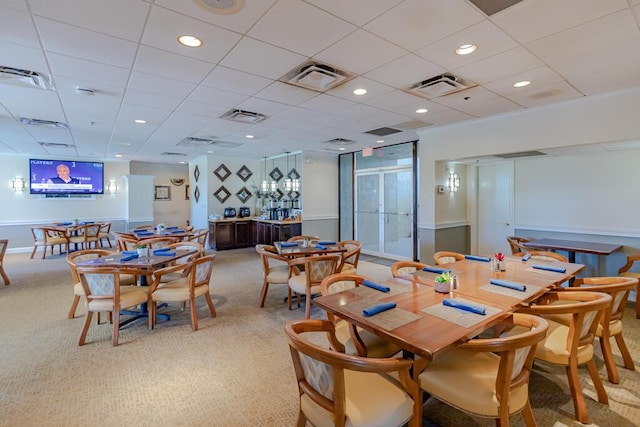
[20,117,69,130]
[39,142,74,148]
[220,109,267,124]
[0,66,53,90]
[161,152,188,157]
[323,138,356,146]
[178,136,241,148]
[282,61,354,92]
[407,73,472,99]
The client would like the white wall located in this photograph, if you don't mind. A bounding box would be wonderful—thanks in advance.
[301,154,339,220]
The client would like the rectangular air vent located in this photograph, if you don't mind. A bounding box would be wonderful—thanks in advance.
[178,137,242,149]
[495,150,547,159]
[282,60,354,92]
[39,142,74,148]
[220,109,267,124]
[323,138,356,146]
[161,152,188,156]
[365,127,402,136]
[407,73,471,99]
[20,117,69,129]
[468,0,524,16]
[0,66,53,90]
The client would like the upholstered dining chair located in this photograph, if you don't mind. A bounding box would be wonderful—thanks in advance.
[188,228,209,246]
[30,226,69,259]
[0,239,9,286]
[519,290,612,424]
[153,241,204,284]
[284,319,420,427]
[112,231,138,251]
[391,261,428,278]
[69,224,101,250]
[507,236,532,254]
[560,277,637,384]
[138,236,180,250]
[433,251,465,265]
[514,250,568,262]
[320,273,402,358]
[97,222,112,248]
[418,313,549,427]
[288,254,340,318]
[617,253,640,318]
[256,244,291,307]
[66,249,137,319]
[148,254,216,331]
[76,265,149,346]
[336,240,362,274]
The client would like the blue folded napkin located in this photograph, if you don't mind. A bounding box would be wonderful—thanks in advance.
[121,250,138,255]
[443,299,486,315]
[153,250,176,256]
[522,253,532,261]
[362,279,390,292]
[135,231,153,235]
[490,279,526,292]
[80,221,94,224]
[422,267,451,274]
[532,264,566,273]
[465,255,491,262]
[362,302,397,317]
[170,230,184,234]
[280,242,298,247]
[57,222,72,226]
[315,245,327,250]
[317,241,335,245]
[166,226,179,230]
[154,247,171,252]
[120,254,139,262]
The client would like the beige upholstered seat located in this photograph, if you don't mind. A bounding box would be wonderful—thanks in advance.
[97,222,112,248]
[148,254,216,331]
[419,313,548,427]
[0,239,9,286]
[391,261,428,278]
[288,254,339,318]
[30,226,69,259]
[66,249,137,319]
[69,224,101,250]
[76,265,149,346]
[514,250,568,262]
[433,251,464,265]
[506,236,531,254]
[617,253,640,318]
[560,277,637,384]
[154,241,203,283]
[256,244,291,307]
[336,240,361,274]
[137,236,180,250]
[284,319,420,427]
[320,273,402,358]
[520,290,612,424]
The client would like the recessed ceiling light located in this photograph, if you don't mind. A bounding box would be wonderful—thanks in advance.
[114,154,123,158]
[416,108,428,114]
[134,119,146,124]
[179,161,186,164]
[455,44,477,55]
[120,142,131,146]
[353,88,367,96]
[338,147,346,151]
[245,134,254,139]
[513,80,531,88]
[178,35,203,48]
[376,139,384,143]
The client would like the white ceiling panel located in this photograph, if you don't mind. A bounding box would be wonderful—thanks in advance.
[305,0,403,27]
[202,66,272,96]
[454,47,544,85]
[504,80,583,108]
[254,82,318,105]
[0,5,40,48]
[47,53,130,88]
[327,77,394,102]
[364,54,445,90]
[134,46,215,84]
[187,86,248,108]
[0,42,49,76]
[484,66,567,96]
[220,37,306,80]
[432,86,522,118]
[128,72,196,99]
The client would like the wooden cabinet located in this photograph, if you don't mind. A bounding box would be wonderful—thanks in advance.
[209,219,302,250]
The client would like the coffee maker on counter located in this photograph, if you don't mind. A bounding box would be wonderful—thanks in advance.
[268,199,279,220]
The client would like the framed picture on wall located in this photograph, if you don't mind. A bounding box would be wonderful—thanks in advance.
[185,184,190,200]
[154,185,171,201]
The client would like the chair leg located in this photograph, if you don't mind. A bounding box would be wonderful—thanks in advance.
[521,400,536,427]
[598,335,619,384]
[148,301,156,330]
[259,279,269,307]
[205,293,217,318]
[296,410,307,427]
[565,361,589,424]
[189,297,199,331]
[30,244,38,259]
[614,333,635,370]
[112,309,120,346]
[79,311,93,346]
[304,295,311,319]
[0,267,9,286]
[288,287,293,310]
[67,295,81,319]
[586,358,608,404]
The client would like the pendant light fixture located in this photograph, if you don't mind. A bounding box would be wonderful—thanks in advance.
[260,156,269,193]
[292,152,300,192]
[269,157,278,194]
[283,151,293,192]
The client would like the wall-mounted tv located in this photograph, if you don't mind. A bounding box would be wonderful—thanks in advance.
[29,159,104,195]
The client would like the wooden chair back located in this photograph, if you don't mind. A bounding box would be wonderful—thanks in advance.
[433,251,464,265]
[391,261,428,278]
[137,236,180,249]
[0,239,9,285]
[189,228,209,246]
[112,232,138,251]
[336,240,361,271]
[515,250,568,262]
[287,235,320,242]
[506,236,531,254]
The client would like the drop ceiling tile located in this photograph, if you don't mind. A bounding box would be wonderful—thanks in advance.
[220,37,306,80]
[255,82,319,105]
[364,54,445,90]
[492,0,629,44]
[47,53,130,88]
[420,107,475,126]
[484,66,566,96]
[202,66,272,96]
[175,100,228,119]
[199,119,251,136]
[0,6,40,48]
[364,110,413,127]
[128,72,196,99]
[338,104,386,121]
[0,1,28,12]
[35,17,137,69]
[28,0,149,41]
[305,0,403,27]
[142,6,241,64]
[363,90,430,111]
[364,0,485,51]
[236,97,291,116]
[315,29,406,75]
[416,20,519,71]
[504,80,583,108]
[298,93,356,113]
[432,86,522,118]
[454,47,544,85]
[327,77,394,102]
[134,45,215,84]
[0,84,64,120]
[275,106,327,122]
[0,41,49,75]
[599,140,640,151]
[188,85,248,108]
[124,89,183,111]
[248,0,355,57]
[254,115,300,130]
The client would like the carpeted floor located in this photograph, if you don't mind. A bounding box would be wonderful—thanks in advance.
[0,247,638,426]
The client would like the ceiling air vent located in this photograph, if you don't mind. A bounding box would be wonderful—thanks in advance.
[365,127,402,137]
[39,142,74,148]
[161,152,188,157]
[407,73,471,99]
[282,60,354,92]
[220,109,267,124]
[0,66,53,90]
[178,136,241,148]
[20,117,69,130]
[324,138,356,146]
[495,150,547,159]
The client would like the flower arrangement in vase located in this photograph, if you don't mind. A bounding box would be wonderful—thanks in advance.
[434,272,453,293]
[137,245,149,257]
[491,252,506,272]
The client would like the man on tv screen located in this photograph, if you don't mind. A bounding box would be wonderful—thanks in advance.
[47,164,80,184]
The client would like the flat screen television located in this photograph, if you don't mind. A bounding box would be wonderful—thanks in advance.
[29,159,104,195]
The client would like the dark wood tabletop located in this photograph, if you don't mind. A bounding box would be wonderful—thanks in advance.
[274,241,346,257]
[523,238,621,256]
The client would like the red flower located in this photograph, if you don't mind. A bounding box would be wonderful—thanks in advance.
[494,252,505,261]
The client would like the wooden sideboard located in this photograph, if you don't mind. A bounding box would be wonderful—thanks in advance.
[208,218,301,250]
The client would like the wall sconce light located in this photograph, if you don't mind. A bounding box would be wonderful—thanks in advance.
[12,177,26,192]
[448,172,460,192]
[106,180,118,195]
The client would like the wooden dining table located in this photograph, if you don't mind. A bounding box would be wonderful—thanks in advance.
[523,238,621,264]
[274,240,347,257]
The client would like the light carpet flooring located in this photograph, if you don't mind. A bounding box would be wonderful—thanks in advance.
[0,247,639,427]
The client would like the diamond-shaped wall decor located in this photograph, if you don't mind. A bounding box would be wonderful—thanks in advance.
[287,168,300,180]
[269,167,283,182]
[288,191,300,200]
[194,165,200,182]
[194,186,200,203]
[214,164,232,181]
[236,165,253,182]
[236,186,252,203]
[273,188,284,201]
[214,186,231,203]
